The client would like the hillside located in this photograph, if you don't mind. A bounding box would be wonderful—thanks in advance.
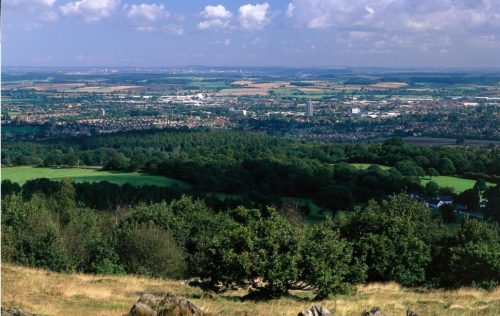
[2,264,500,316]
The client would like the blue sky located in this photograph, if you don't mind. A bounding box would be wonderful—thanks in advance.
[3,0,500,67]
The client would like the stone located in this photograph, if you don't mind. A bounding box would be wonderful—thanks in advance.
[406,309,418,316]
[157,293,203,316]
[297,305,331,316]
[1,308,34,316]
[128,293,204,316]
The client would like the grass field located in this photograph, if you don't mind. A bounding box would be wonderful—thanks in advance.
[421,176,494,194]
[2,264,499,316]
[1,166,190,189]
[350,163,391,171]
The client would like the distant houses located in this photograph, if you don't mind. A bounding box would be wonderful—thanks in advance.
[426,195,484,220]
[427,196,453,209]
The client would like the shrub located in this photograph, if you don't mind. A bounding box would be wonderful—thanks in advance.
[300,218,363,299]
[118,223,186,279]
[339,195,433,286]
[449,219,500,289]
[1,194,73,272]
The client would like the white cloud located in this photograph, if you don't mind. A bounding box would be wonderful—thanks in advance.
[286,3,295,18]
[4,0,56,10]
[162,24,184,36]
[198,19,230,30]
[238,3,270,29]
[124,3,169,31]
[285,0,500,31]
[209,38,232,45]
[39,10,59,22]
[200,4,232,20]
[466,34,500,47]
[60,0,120,23]
[198,5,232,30]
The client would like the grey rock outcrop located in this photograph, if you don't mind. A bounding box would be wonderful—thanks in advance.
[1,308,34,316]
[361,307,387,316]
[297,305,331,316]
[406,309,418,316]
[129,293,204,316]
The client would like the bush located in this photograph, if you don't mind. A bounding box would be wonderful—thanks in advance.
[448,219,500,289]
[192,206,361,298]
[300,218,363,299]
[339,195,433,286]
[118,223,186,279]
[1,194,73,272]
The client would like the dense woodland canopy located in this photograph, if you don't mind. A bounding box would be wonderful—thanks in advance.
[2,130,500,212]
[2,189,499,298]
[2,129,500,298]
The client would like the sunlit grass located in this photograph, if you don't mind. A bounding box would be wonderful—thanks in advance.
[1,166,190,189]
[420,176,494,194]
[2,264,499,316]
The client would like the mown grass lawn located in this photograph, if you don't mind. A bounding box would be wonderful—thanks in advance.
[420,176,494,194]
[349,163,391,170]
[1,166,190,189]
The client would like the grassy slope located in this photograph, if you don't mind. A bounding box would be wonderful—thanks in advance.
[350,163,391,171]
[1,166,190,189]
[421,176,494,194]
[349,163,494,194]
[2,264,500,316]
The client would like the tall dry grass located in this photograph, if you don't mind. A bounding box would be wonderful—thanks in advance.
[2,263,500,315]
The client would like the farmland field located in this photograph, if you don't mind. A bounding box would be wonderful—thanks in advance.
[420,176,494,193]
[1,166,190,189]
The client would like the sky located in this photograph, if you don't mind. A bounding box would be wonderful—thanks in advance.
[3,0,500,68]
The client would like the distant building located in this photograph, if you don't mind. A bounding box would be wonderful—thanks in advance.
[306,100,314,117]
[98,108,106,117]
[427,195,454,209]
[352,107,360,114]
[229,108,247,116]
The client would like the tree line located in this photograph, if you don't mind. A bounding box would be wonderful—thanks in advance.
[2,186,499,299]
[2,131,499,213]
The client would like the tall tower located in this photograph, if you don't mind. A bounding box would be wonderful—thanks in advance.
[306,100,314,117]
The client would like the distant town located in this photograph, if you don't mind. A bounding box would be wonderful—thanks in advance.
[2,67,499,142]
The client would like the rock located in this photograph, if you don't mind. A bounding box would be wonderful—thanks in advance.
[129,294,160,316]
[157,293,203,316]
[361,307,387,316]
[298,305,331,316]
[406,309,418,316]
[1,308,34,316]
[128,293,204,316]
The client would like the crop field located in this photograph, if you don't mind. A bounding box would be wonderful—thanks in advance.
[420,176,494,193]
[1,166,190,189]
[2,264,499,316]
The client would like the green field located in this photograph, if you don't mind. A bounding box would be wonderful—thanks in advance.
[1,166,190,189]
[350,163,391,170]
[420,176,494,194]
[2,126,41,136]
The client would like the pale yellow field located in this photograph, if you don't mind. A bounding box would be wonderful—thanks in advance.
[370,82,409,89]
[2,264,500,315]
[75,85,140,93]
[219,80,327,96]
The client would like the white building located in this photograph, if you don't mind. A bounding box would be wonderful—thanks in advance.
[306,100,314,117]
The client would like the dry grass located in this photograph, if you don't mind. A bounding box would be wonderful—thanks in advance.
[2,264,500,315]
[219,80,327,96]
[370,82,409,89]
